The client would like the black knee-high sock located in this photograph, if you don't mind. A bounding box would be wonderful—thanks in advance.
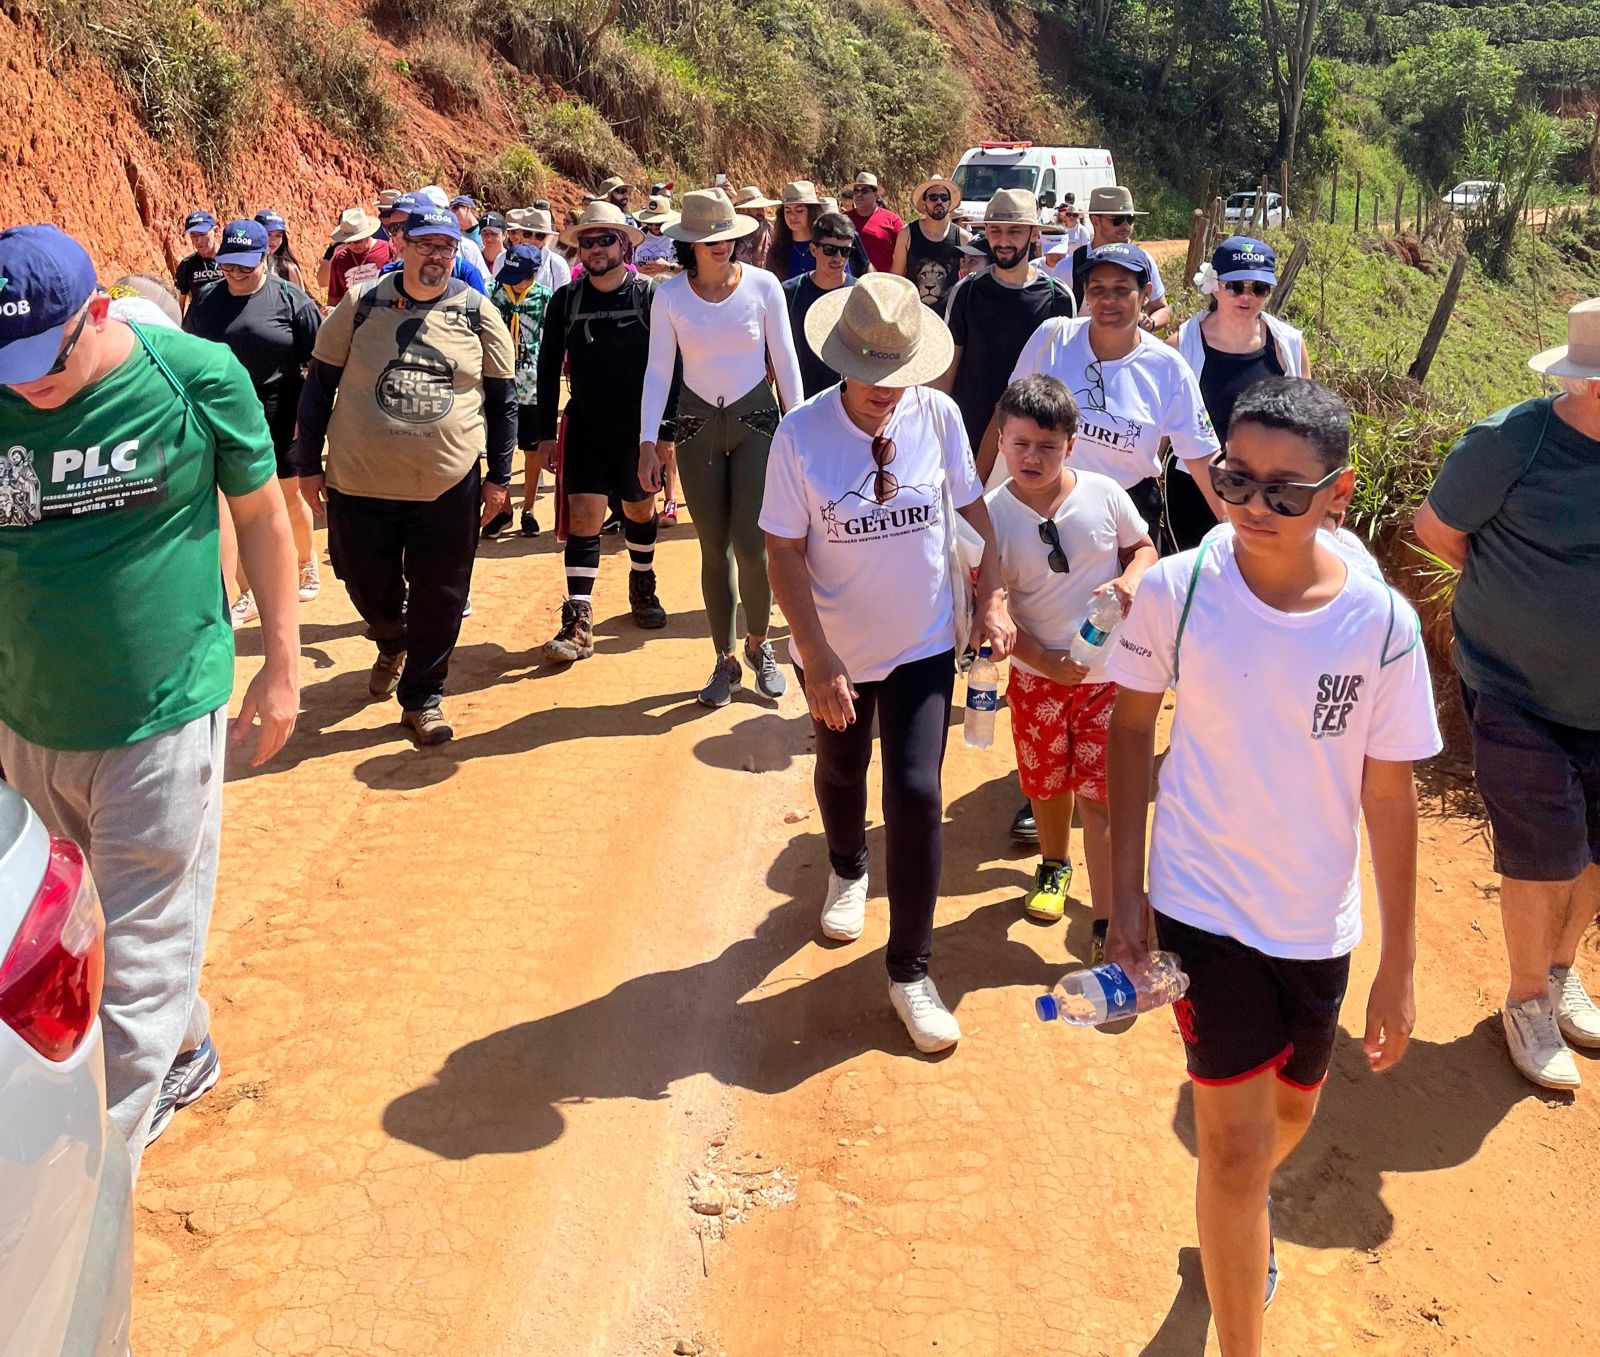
[565,533,601,604]
[623,513,659,573]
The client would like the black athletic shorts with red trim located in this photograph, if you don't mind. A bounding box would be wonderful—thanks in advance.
[1154,910,1352,1091]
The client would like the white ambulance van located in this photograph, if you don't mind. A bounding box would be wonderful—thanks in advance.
[949,143,1116,223]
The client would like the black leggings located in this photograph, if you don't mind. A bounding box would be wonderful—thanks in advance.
[800,648,955,982]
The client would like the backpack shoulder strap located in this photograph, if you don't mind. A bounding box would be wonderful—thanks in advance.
[1172,537,1217,686]
[129,323,220,446]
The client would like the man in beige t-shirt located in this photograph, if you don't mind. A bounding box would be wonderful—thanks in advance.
[292,204,516,745]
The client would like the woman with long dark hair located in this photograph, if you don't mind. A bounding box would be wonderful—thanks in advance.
[768,181,871,283]
[254,210,307,293]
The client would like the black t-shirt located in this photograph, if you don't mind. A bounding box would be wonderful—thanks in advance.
[782,273,853,398]
[905,220,966,311]
[946,270,1077,446]
[1198,332,1286,444]
[182,278,322,452]
[174,253,224,301]
[535,274,680,441]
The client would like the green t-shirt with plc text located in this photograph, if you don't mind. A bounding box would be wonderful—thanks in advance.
[0,323,277,750]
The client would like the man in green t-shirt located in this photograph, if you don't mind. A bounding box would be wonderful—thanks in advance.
[1415,298,1600,1093]
[0,225,300,1175]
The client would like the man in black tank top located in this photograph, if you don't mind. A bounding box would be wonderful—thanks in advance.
[892,175,969,313]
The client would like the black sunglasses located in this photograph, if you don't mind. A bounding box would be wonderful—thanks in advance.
[44,305,92,378]
[813,241,851,258]
[577,231,621,250]
[1207,452,1346,518]
[924,192,952,204]
[1108,214,1135,227]
[871,434,898,504]
[1224,280,1274,298]
[1038,518,1069,574]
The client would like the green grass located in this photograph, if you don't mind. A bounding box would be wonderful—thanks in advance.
[520,95,637,187]
[458,143,551,210]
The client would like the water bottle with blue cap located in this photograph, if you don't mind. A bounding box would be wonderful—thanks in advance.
[1036,951,1189,1026]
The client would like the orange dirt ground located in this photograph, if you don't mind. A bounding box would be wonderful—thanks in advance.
[132,507,1599,1356]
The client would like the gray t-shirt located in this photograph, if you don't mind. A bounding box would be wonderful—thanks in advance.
[1428,396,1600,729]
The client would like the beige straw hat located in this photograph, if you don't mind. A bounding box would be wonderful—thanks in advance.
[983,189,1041,225]
[557,200,645,249]
[373,189,404,210]
[733,185,782,210]
[663,188,760,243]
[330,208,380,244]
[506,207,557,238]
[853,171,881,190]
[1086,185,1148,216]
[781,181,822,206]
[911,175,962,212]
[805,273,954,388]
[1530,298,1600,379]
[636,195,679,227]
[597,175,631,196]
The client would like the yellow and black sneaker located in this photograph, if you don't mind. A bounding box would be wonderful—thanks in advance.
[1023,859,1072,922]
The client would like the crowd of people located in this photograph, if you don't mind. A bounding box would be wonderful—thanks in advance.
[0,155,1595,1357]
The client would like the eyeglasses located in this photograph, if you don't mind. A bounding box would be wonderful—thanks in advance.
[813,241,851,258]
[1038,518,1069,574]
[1108,214,1135,227]
[43,305,92,378]
[218,261,259,275]
[577,231,621,250]
[409,239,458,258]
[1224,280,1274,298]
[1206,453,1347,518]
[871,434,898,504]
[924,192,951,204]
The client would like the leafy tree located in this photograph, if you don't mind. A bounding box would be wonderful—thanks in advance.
[1386,29,1519,191]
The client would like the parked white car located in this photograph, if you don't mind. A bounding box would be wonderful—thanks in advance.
[1444,180,1506,214]
[1223,191,1289,228]
[0,781,132,1357]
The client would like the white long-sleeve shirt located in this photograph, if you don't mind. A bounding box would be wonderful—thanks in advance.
[640,266,803,437]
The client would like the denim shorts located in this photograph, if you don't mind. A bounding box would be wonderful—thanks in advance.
[1462,683,1600,882]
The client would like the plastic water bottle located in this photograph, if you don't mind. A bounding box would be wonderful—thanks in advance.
[1069,589,1125,668]
[964,644,998,748]
[1034,951,1190,1026]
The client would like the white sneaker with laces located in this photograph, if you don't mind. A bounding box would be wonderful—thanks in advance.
[820,871,867,941]
[889,976,962,1053]
[1549,967,1600,1049]
[297,559,320,602]
[1504,995,1581,1089]
[230,590,259,629]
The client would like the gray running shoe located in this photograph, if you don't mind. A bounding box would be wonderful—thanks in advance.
[697,654,742,708]
[745,640,787,699]
[147,1035,221,1147]
[369,649,406,699]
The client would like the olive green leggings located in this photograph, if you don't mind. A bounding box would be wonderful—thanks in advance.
[673,383,780,655]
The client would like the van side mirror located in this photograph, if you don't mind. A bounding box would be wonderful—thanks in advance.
[1038,190,1057,209]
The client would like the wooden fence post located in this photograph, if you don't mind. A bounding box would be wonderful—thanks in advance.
[1280,162,1290,222]
[1267,238,1309,316]
[1354,172,1362,232]
[1329,166,1338,225]
[1394,180,1406,234]
[1184,208,1207,286]
[1408,250,1469,385]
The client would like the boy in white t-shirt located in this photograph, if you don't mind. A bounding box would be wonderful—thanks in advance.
[984,376,1156,935]
[1104,378,1441,1356]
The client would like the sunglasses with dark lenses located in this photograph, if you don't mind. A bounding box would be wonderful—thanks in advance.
[1038,518,1069,574]
[870,434,898,504]
[924,192,952,204]
[813,241,852,258]
[1224,280,1274,298]
[1206,453,1346,518]
[577,231,621,250]
[44,305,92,378]
[1109,214,1135,227]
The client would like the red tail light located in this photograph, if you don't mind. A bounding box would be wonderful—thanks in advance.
[0,838,105,1061]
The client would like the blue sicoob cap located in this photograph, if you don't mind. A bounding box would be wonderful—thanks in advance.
[0,225,99,385]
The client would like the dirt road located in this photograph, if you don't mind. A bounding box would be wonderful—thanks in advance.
[134,516,1599,1356]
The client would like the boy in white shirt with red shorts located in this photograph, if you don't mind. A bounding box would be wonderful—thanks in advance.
[1104,378,1441,1356]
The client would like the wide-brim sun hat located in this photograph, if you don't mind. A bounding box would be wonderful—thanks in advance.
[558,201,645,249]
[983,188,1041,225]
[331,208,380,244]
[1530,297,1600,379]
[636,195,679,227]
[1213,235,1277,286]
[506,207,557,238]
[781,181,822,207]
[733,185,782,210]
[663,189,760,244]
[912,175,962,212]
[805,272,954,388]
[853,171,881,190]
[1086,185,1148,217]
[597,176,631,196]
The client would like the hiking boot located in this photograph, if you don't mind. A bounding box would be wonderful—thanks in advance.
[628,570,667,629]
[481,509,513,539]
[820,870,868,941]
[520,510,541,538]
[1023,859,1072,922]
[745,640,787,699]
[544,600,595,663]
[297,559,321,602]
[1504,995,1581,1090]
[369,649,406,699]
[230,590,258,629]
[402,705,454,745]
[146,1035,221,1147]
[1550,966,1600,1049]
[889,976,961,1054]
[697,654,742,708]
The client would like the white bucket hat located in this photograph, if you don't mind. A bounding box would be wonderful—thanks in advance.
[804,273,954,388]
[1530,297,1600,379]
[663,189,760,244]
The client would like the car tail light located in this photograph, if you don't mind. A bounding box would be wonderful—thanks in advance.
[0,838,105,1061]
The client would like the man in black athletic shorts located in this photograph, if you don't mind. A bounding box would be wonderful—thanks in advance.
[535,202,681,662]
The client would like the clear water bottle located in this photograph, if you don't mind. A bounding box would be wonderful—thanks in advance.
[964,644,998,748]
[1069,589,1126,668]
[1034,951,1189,1026]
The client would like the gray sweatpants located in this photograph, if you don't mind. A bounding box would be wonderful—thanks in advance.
[0,709,223,1179]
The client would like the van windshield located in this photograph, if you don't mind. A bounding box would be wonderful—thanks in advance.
[952,164,1039,199]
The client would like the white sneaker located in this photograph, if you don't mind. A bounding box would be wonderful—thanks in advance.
[889,976,962,1053]
[461,595,474,618]
[230,590,259,629]
[297,559,320,602]
[1550,967,1600,1050]
[819,871,867,941]
[1504,995,1581,1090]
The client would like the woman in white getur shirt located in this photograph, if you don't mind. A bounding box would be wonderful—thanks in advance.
[761,274,1015,1054]
[639,188,805,708]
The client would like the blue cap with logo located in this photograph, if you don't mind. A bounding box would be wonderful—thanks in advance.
[1212,235,1277,286]
[254,209,287,233]
[386,193,419,219]
[1076,241,1151,285]
[216,219,269,268]
[449,195,478,211]
[496,244,540,288]
[404,206,464,241]
[0,225,99,385]
[183,209,218,235]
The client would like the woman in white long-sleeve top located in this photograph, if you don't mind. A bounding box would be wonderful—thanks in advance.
[639,187,805,708]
